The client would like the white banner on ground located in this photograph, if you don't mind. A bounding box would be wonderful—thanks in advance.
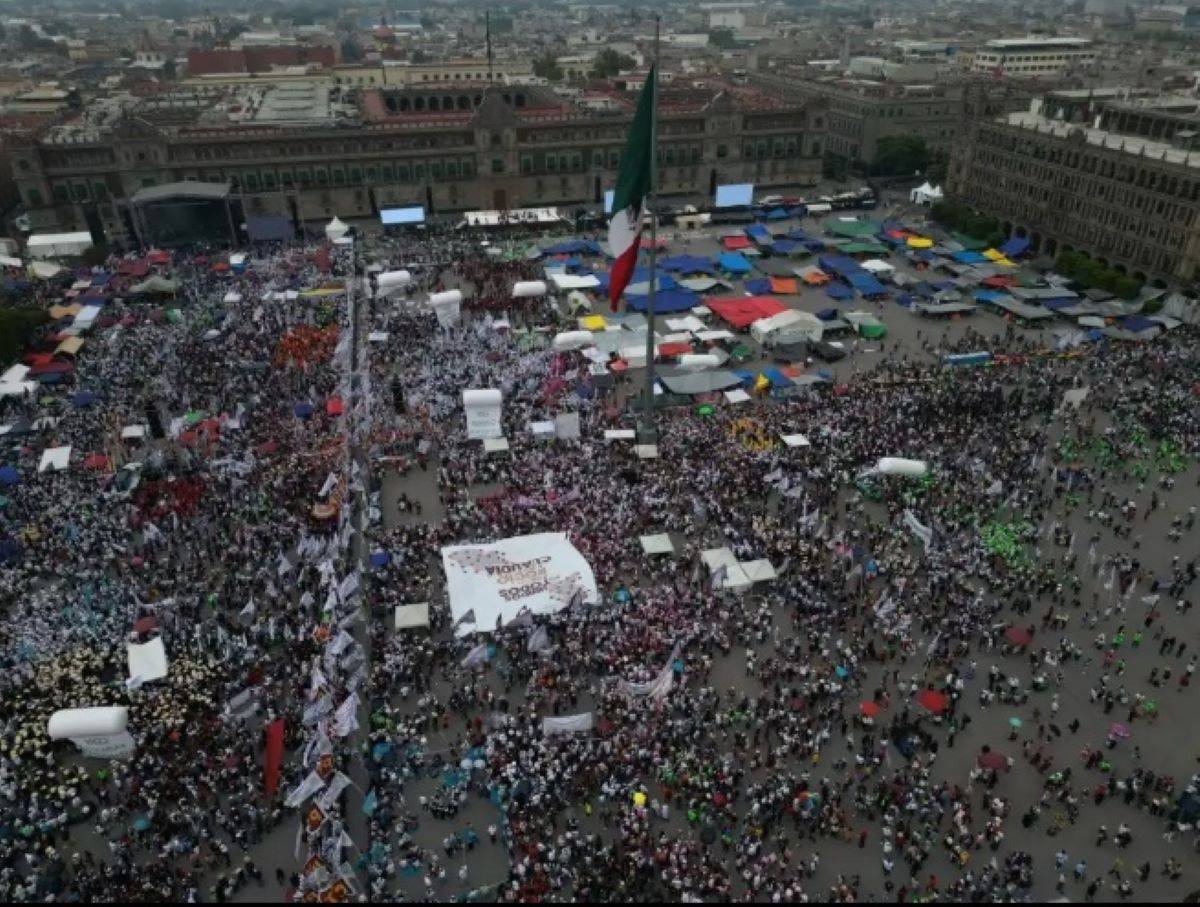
[463,389,503,440]
[442,532,599,636]
[73,730,136,759]
[554,412,581,440]
[542,712,594,737]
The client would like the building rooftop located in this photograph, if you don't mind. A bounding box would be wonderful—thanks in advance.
[1005,110,1200,168]
[984,36,1092,49]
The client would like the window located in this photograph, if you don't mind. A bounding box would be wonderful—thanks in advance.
[492,158,504,174]
[332,169,345,186]
[54,185,69,204]
[413,164,425,180]
[521,155,533,174]
[548,155,558,172]
[349,167,362,183]
[381,165,393,181]
[315,169,328,186]
[262,173,276,189]
[717,144,728,159]
[93,183,108,201]
[27,189,42,206]
[430,162,443,180]
[245,173,259,190]
[398,166,410,182]
[281,172,294,187]
[462,160,474,178]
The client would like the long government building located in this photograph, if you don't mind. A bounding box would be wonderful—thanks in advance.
[8,80,826,248]
[948,89,1200,287]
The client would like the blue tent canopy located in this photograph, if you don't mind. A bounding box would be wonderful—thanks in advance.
[847,273,888,297]
[999,236,1030,257]
[369,551,390,568]
[815,307,839,321]
[762,367,793,387]
[951,251,987,264]
[71,391,97,408]
[744,278,772,295]
[659,255,715,274]
[732,370,756,387]
[624,289,698,313]
[825,284,853,301]
[973,289,1007,303]
[745,223,772,242]
[0,466,19,486]
[766,207,790,220]
[770,239,802,255]
[542,239,602,256]
[817,255,862,279]
[787,229,812,242]
[895,293,916,308]
[293,402,315,418]
[717,253,752,274]
[597,267,677,294]
[1118,313,1159,333]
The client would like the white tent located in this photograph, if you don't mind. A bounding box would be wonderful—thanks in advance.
[909,182,944,205]
[27,231,93,258]
[513,280,547,299]
[38,446,71,473]
[860,259,895,274]
[324,217,349,242]
[751,310,823,345]
[640,533,675,556]
[394,603,431,630]
[548,272,601,292]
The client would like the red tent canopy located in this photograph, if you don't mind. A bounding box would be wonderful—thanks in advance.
[982,275,1016,289]
[117,259,150,277]
[721,236,752,250]
[917,689,949,714]
[325,396,344,416]
[82,453,110,471]
[860,701,881,718]
[147,250,171,265]
[1004,626,1033,647]
[657,341,692,358]
[707,295,787,329]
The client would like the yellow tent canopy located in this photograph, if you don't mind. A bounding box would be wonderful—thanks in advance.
[579,314,607,331]
[299,286,346,298]
[55,336,84,356]
[906,237,934,249]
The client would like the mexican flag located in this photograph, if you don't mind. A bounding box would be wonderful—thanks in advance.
[607,66,655,311]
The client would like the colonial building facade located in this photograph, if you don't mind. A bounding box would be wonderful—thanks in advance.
[9,84,825,247]
[948,102,1200,286]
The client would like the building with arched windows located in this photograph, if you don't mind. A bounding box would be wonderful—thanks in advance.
[9,82,825,248]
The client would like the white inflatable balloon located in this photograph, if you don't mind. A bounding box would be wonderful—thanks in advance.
[428,289,464,307]
[48,707,128,740]
[553,331,595,352]
[871,457,928,478]
[512,280,547,299]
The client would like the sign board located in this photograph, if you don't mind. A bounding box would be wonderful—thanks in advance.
[463,389,503,440]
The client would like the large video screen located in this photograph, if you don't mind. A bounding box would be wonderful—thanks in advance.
[381,206,426,225]
[604,190,615,214]
[714,183,754,208]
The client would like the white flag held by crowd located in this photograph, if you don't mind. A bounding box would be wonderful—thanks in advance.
[903,510,933,549]
[285,770,327,808]
[315,771,353,813]
[331,693,359,737]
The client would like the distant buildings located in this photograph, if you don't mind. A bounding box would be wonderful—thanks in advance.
[948,90,1200,286]
[970,37,1096,78]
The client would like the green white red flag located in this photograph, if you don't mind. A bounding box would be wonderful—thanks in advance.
[607,66,655,311]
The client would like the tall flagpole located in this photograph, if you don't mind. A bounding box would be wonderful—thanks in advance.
[640,16,661,441]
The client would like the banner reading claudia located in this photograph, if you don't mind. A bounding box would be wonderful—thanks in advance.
[441,533,599,636]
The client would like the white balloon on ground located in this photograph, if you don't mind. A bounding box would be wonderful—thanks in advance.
[864,457,929,478]
[512,280,547,299]
[553,331,595,352]
[428,289,463,307]
[47,707,128,740]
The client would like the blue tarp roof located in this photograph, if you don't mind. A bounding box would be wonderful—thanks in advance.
[762,367,793,387]
[973,289,1008,303]
[659,255,716,274]
[951,250,988,264]
[542,239,603,256]
[847,273,888,296]
[999,236,1030,257]
[787,229,812,241]
[745,223,772,242]
[766,207,790,220]
[817,255,863,279]
[770,239,802,255]
[624,289,699,314]
[744,278,772,295]
[597,268,677,294]
[825,284,853,300]
[717,253,752,274]
[1118,313,1159,333]
[732,370,756,387]
[896,293,915,308]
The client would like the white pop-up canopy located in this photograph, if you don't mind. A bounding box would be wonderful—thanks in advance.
[324,217,349,241]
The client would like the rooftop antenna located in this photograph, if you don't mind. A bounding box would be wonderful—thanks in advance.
[486,9,494,82]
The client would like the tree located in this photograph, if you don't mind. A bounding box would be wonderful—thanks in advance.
[532,53,563,82]
[708,28,736,50]
[591,48,636,79]
[0,308,48,368]
[871,136,931,177]
[340,38,364,64]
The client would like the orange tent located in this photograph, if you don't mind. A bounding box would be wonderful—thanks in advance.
[769,277,798,295]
